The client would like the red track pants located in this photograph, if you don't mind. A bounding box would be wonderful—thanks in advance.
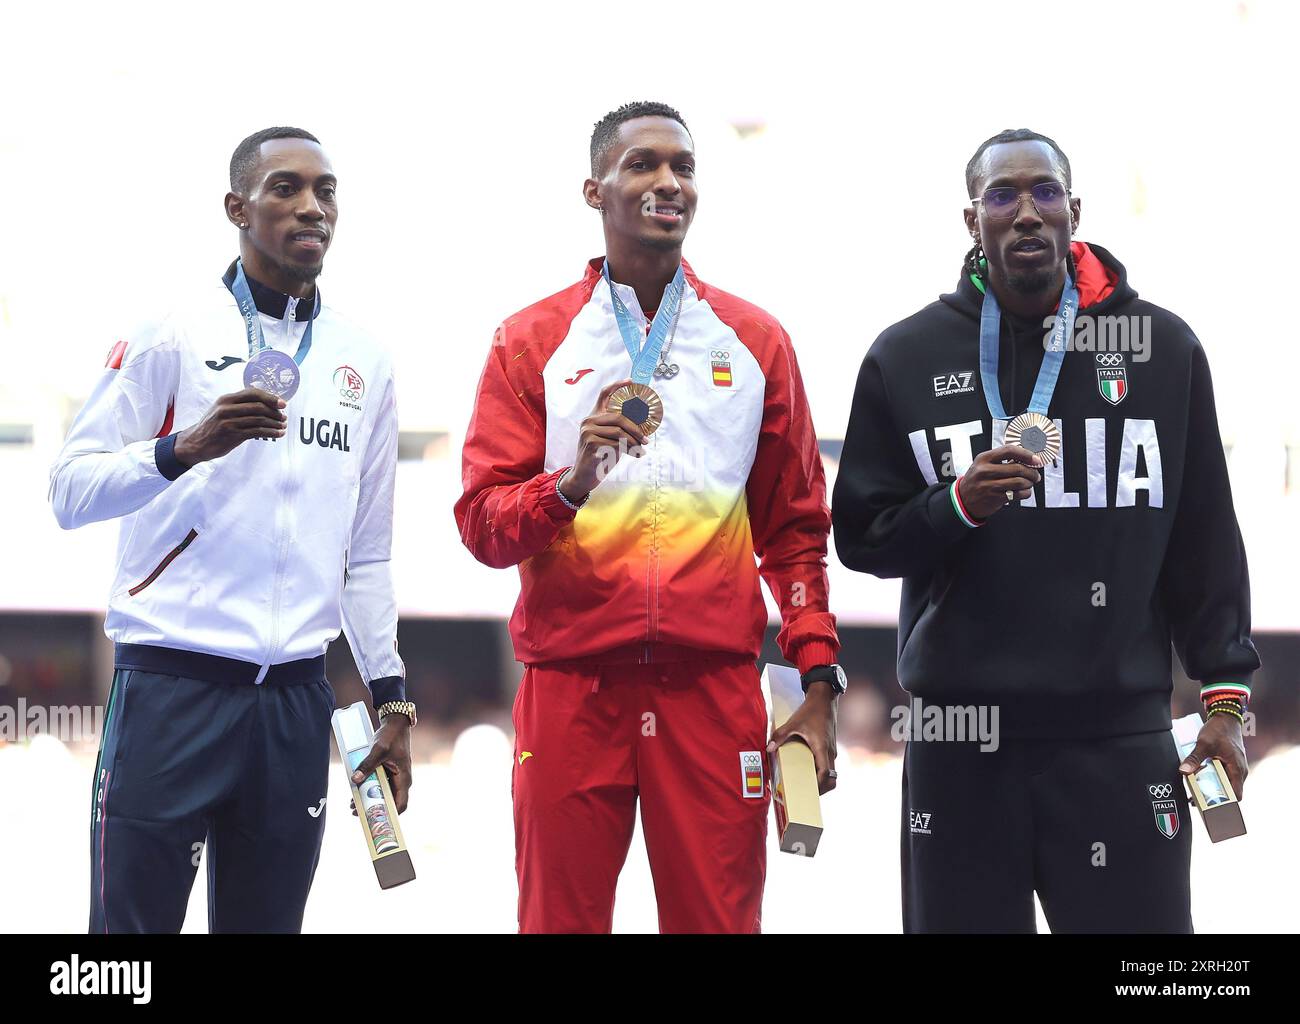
[512,654,770,933]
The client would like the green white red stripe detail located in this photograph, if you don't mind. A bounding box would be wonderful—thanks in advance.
[950,480,982,528]
[1201,682,1251,702]
[1156,809,1178,838]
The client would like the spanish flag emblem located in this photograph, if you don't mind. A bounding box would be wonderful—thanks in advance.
[740,751,764,798]
[711,354,732,387]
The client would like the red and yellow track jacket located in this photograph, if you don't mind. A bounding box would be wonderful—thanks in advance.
[455,258,838,672]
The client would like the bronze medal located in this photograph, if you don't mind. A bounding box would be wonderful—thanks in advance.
[1005,411,1061,465]
[607,383,663,436]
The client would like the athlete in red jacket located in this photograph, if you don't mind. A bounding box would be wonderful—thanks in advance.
[455,101,842,933]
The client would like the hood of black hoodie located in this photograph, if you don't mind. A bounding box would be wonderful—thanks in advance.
[939,242,1138,322]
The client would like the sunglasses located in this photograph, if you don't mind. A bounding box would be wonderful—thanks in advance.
[972,181,1071,220]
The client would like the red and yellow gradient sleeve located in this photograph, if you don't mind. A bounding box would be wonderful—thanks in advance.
[745,326,839,673]
[455,324,576,569]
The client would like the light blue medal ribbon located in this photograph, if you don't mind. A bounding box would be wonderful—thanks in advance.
[229,259,318,402]
[602,260,685,385]
[978,272,1078,421]
[230,258,318,365]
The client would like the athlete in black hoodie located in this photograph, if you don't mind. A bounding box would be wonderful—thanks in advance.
[833,129,1259,933]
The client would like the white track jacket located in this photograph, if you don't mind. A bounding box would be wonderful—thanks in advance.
[49,263,405,701]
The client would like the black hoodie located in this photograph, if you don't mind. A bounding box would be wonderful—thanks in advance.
[832,243,1259,738]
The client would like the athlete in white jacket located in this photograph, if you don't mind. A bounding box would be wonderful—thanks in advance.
[50,126,413,933]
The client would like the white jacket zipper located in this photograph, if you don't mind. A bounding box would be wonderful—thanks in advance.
[255,300,301,684]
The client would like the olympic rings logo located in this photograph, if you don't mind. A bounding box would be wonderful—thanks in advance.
[1096,353,1124,366]
[1148,783,1173,798]
[710,350,730,361]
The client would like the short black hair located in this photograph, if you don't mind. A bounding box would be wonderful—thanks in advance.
[590,101,690,177]
[229,126,321,193]
[965,128,1071,198]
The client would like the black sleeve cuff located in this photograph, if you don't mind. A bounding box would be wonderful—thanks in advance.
[154,434,190,482]
[369,675,407,707]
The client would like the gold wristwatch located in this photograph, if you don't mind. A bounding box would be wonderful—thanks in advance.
[377,700,417,728]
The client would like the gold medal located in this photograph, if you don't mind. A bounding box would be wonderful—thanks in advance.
[1005,411,1060,465]
[607,383,664,436]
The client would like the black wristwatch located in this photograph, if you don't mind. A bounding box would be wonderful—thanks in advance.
[800,664,847,696]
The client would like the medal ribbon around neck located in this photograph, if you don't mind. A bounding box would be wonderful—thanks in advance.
[602,260,685,385]
[978,270,1078,422]
[230,258,319,402]
[230,258,319,365]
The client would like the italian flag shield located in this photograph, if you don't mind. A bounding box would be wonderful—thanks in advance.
[1098,367,1127,405]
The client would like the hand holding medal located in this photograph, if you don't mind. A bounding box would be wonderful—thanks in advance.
[602,260,682,427]
[560,378,649,505]
[231,257,314,404]
[606,382,663,437]
[172,259,314,468]
[172,388,288,467]
[958,445,1043,520]
[1001,411,1059,506]
[969,268,1078,515]
[1004,411,1061,467]
[243,348,301,402]
[559,262,685,507]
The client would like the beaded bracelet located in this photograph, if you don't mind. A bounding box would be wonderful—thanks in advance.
[555,468,589,512]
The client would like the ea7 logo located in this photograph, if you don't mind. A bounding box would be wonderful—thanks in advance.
[933,371,975,398]
[908,809,933,835]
